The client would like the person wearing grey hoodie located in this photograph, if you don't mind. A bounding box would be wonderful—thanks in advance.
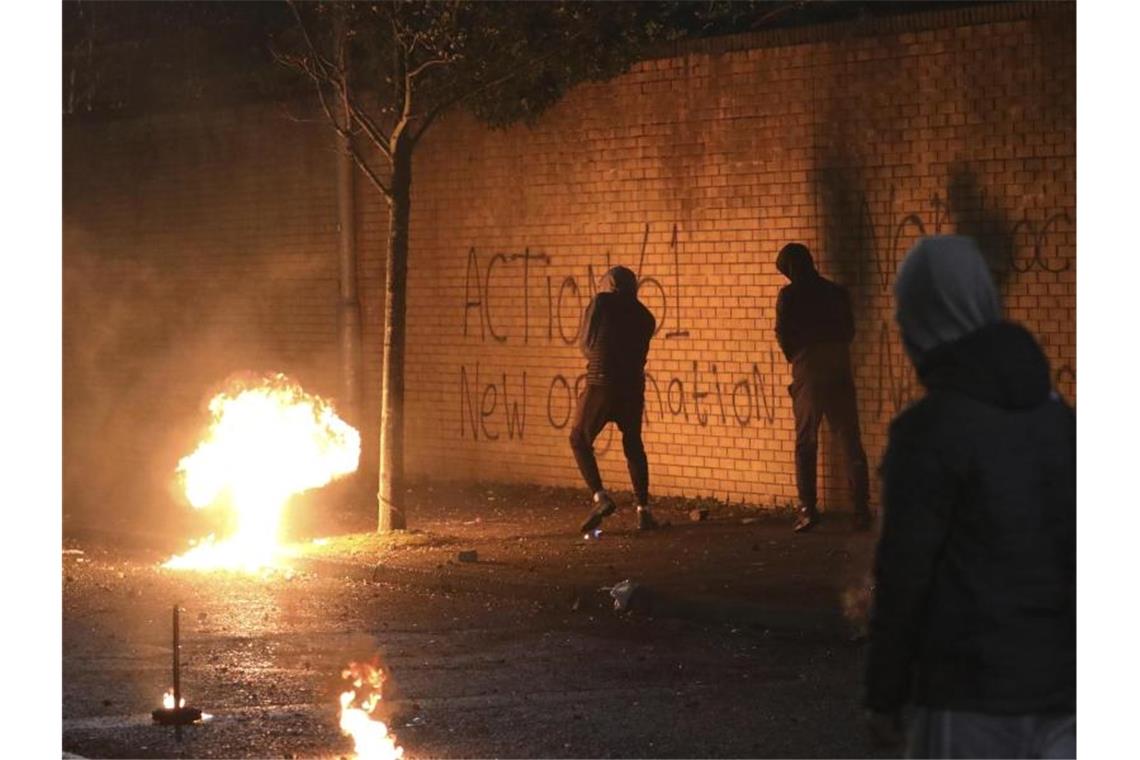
[775,242,872,532]
[572,266,660,534]
[865,236,1075,758]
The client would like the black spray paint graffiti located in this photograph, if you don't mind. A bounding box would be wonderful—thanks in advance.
[457,187,1074,443]
[463,248,553,344]
[1007,212,1072,274]
[543,352,779,433]
[818,181,1074,420]
[456,220,785,444]
[854,188,1071,297]
[458,363,527,441]
[462,224,690,346]
[459,355,781,460]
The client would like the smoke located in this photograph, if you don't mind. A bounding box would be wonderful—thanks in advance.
[63,222,343,539]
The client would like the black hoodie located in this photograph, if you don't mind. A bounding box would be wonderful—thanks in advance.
[774,244,855,368]
[866,238,1075,717]
[580,266,656,387]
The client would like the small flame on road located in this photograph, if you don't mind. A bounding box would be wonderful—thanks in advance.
[164,374,360,572]
[162,690,186,710]
[339,659,403,760]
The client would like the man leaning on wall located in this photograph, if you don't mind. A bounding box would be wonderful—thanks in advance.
[774,242,872,533]
[864,236,1076,758]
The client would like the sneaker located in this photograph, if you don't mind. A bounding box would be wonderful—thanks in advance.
[579,493,617,534]
[793,511,819,533]
[853,511,874,532]
[636,508,661,531]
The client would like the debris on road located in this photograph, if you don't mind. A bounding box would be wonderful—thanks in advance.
[457,550,478,563]
[609,579,640,612]
[689,508,709,522]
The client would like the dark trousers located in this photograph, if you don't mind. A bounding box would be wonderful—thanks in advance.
[790,371,870,515]
[568,383,649,505]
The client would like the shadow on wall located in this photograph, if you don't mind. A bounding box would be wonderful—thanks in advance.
[814,160,875,318]
[944,163,1015,293]
[812,153,877,513]
[62,225,343,539]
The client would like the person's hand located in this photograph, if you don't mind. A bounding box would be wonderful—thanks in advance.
[866,710,903,748]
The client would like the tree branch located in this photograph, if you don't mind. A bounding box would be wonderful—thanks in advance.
[408,56,451,81]
[272,46,349,136]
[348,146,392,199]
[286,0,338,80]
[409,29,587,146]
[280,0,394,161]
[345,101,394,161]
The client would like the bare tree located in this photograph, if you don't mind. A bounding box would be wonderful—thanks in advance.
[276,0,692,531]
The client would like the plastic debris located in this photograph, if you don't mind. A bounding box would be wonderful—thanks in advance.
[610,579,640,612]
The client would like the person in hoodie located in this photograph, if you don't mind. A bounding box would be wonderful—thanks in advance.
[572,266,660,534]
[865,236,1075,758]
[775,242,872,532]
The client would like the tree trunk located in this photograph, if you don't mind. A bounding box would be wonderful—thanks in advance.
[377,136,411,532]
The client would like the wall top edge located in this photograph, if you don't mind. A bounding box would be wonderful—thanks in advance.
[646,1,1072,61]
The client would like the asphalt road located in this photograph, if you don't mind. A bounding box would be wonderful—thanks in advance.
[63,542,893,759]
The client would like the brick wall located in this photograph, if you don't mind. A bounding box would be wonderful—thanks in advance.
[393,2,1075,510]
[63,2,1075,524]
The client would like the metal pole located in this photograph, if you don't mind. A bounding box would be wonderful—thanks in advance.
[336,8,362,427]
[173,604,182,741]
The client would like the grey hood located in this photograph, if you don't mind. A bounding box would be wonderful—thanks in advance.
[894,235,1001,366]
[599,265,638,296]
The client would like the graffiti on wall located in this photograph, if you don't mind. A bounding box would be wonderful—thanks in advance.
[455,177,1075,444]
[814,172,1075,419]
[462,223,691,347]
[457,223,781,444]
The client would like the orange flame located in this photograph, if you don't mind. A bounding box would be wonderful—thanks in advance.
[162,689,186,710]
[164,374,360,572]
[339,659,403,760]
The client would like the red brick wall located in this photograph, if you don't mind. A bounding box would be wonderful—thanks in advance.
[393,2,1075,510]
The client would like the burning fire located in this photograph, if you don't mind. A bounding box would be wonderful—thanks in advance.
[339,659,403,760]
[162,690,186,710]
[164,374,360,572]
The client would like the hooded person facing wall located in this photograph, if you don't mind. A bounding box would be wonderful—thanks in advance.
[774,242,871,532]
[571,266,660,534]
[865,235,1076,758]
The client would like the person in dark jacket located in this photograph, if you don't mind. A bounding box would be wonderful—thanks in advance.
[775,242,871,532]
[865,236,1076,758]
[572,266,660,534]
